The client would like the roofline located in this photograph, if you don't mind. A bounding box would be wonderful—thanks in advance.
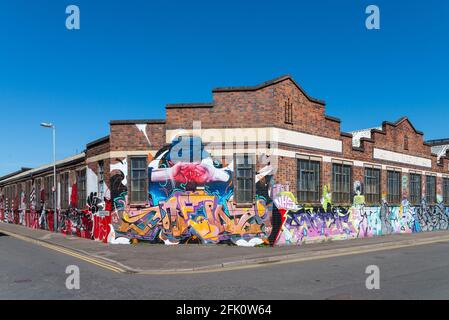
[110,119,166,125]
[325,115,341,123]
[0,153,85,186]
[212,74,326,105]
[382,116,424,136]
[0,167,32,183]
[426,138,449,146]
[166,102,214,109]
[86,135,110,149]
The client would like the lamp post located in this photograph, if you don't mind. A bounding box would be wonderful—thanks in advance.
[40,122,57,232]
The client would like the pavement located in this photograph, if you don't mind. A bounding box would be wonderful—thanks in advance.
[2,222,449,275]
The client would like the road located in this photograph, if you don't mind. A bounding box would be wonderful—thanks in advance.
[1,231,449,300]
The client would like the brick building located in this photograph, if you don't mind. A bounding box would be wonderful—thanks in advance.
[1,74,449,246]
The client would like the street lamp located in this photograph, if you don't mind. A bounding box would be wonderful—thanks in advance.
[40,122,57,233]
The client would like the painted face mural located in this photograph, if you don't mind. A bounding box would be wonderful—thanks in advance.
[109,135,274,246]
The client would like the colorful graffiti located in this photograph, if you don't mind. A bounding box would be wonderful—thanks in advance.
[109,135,274,246]
[2,134,449,248]
[0,172,111,243]
[273,186,449,246]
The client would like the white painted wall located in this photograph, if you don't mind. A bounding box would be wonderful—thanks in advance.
[373,148,432,168]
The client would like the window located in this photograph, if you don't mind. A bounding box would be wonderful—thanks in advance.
[35,178,41,209]
[235,154,255,205]
[404,136,409,150]
[332,163,352,204]
[284,99,293,124]
[387,170,401,204]
[12,184,17,208]
[60,172,69,209]
[409,173,422,205]
[44,176,54,208]
[5,186,10,209]
[130,157,148,204]
[25,181,31,209]
[17,183,23,207]
[98,161,105,200]
[443,178,449,205]
[77,169,87,209]
[425,175,436,204]
[297,158,320,203]
[365,167,381,204]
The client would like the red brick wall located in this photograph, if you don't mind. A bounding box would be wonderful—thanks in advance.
[110,122,166,152]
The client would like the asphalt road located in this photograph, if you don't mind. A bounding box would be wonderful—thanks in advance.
[1,231,449,300]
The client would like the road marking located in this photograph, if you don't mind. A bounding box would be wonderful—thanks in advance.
[0,229,127,274]
[2,226,449,275]
[138,235,449,275]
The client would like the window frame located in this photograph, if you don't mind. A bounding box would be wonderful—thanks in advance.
[425,175,437,204]
[364,166,381,205]
[44,175,54,209]
[409,173,422,205]
[387,170,401,204]
[60,172,70,210]
[332,162,352,204]
[77,169,87,209]
[128,156,148,205]
[443,177,449,205]
[35,178,42,210]
[25,180,31,210]
[234,153,256,207]
[297,157,321,204]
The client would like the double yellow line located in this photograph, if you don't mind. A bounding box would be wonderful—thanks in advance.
[0,229,127,274]
[3,226,449,275]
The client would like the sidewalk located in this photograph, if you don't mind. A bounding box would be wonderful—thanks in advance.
[2,222,449,274]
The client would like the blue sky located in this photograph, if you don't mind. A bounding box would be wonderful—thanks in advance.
[0,0,448,176]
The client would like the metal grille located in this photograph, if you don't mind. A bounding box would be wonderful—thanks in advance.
[409,173,422,205]
[444,178,449,205]
[425,175,436,204]
[60,172,69,209]
[332,163,352,204]
[235,154,255,204]
[365,167,381,204]
[44,176,54,208]
[77,169,87,209]
[297,159,320,203]
[35,178,41,209]
[25,181,31,209]
[130,157,148,204]
[387,171,401,204]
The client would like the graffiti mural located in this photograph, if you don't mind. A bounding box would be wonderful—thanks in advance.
[109,135,274,246]
[2,134,449,248]
[273,185,449,246]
